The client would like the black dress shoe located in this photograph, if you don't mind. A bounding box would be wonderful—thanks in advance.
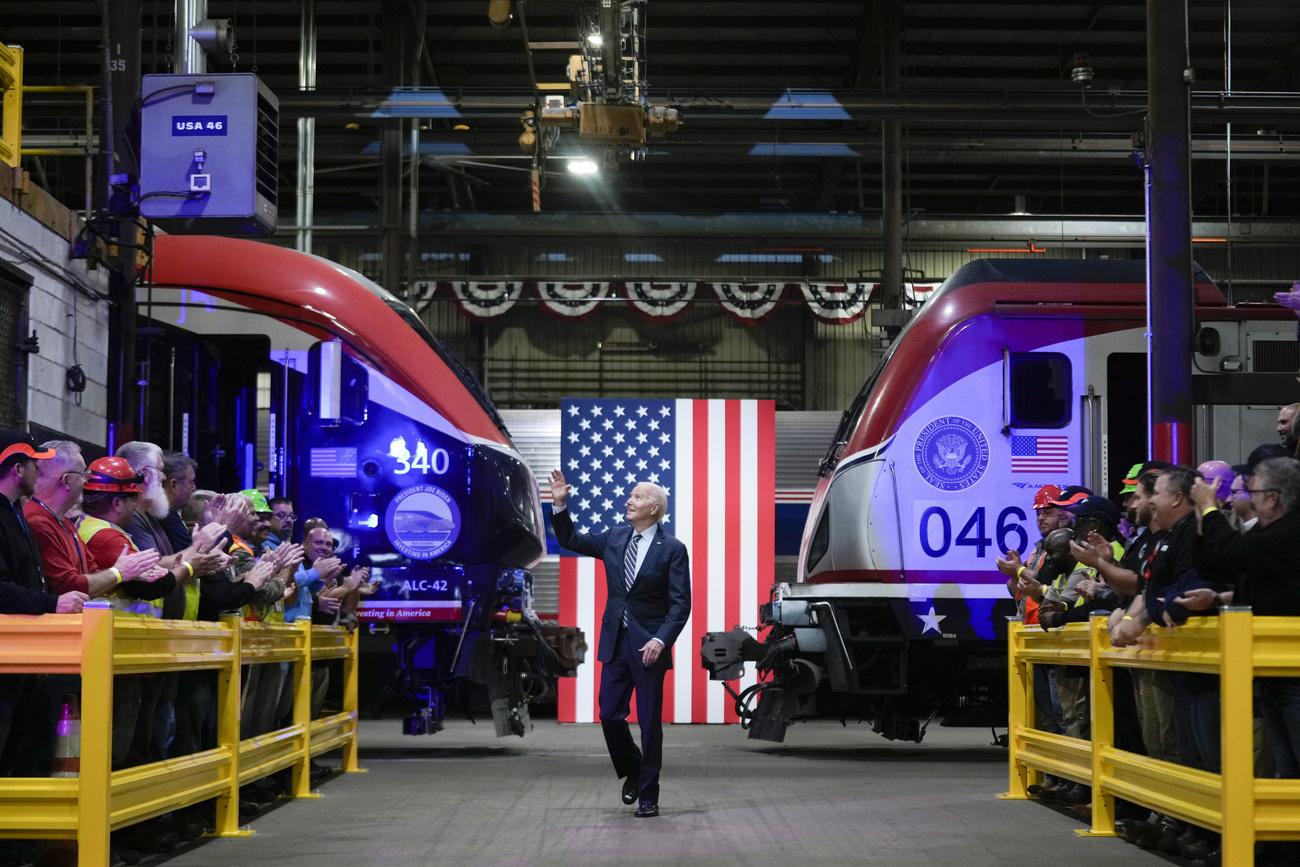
[621,777,638,805]
[633,803,659,818]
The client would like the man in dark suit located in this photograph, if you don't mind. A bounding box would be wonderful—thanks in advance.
[549,469,691,818]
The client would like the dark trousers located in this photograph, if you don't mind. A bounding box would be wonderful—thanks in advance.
[1258,677,1300,777]
[598,626,668,806]
[1171,672,1221,773]
[172,670,216,756]
[0,674,34,775]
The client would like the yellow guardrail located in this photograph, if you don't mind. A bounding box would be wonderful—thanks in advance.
[1002,609,1300,866]
[0,608,363,866]
[0,44,22,168]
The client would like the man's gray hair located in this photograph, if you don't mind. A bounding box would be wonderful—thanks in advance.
[116,440,163,472]
[1256,457,1300,514]
[642,482,669,520]
[39,440,81,474]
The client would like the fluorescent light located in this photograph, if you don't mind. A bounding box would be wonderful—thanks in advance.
[567,158,599,175]
[587,33,603,47]
[624,253,664,263]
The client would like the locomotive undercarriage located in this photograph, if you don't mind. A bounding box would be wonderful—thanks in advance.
[702,588,1006,743]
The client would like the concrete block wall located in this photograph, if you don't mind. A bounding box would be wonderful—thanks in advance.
[0,197,111,445]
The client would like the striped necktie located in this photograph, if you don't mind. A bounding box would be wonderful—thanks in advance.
[621,533,642,626]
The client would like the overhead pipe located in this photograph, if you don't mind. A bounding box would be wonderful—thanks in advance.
[174,0,205,74]
[276,88,1300,126]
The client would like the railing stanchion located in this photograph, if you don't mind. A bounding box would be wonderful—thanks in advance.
[1078,612,1116,837]
[1220,607,1254,866]
[999,621,1032,799]
[342,626,365,774]
[77,607,113,867]
[214,614,252,838]
[292,619,319,798]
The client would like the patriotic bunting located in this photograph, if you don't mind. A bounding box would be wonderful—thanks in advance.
[444,280,521,318]
[711,282,785,322]
[623,281,696,318]
[426,278,911,324]
[537,281,610,318]
[800,281,874,323]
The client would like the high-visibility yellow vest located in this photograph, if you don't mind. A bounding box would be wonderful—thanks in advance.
[77,516,161,618]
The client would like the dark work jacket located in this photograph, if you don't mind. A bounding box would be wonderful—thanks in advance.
[1142,512,1213,626]
[0,495,57,614]
[552,508,691,669]
[126,511,187,619]
[1195,509,1300,616]
[160,508,193,553]
[197,572,257,622]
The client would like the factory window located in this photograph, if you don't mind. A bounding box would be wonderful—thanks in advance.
[1009,352,1071,429]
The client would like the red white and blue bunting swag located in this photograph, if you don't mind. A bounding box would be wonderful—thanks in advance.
[536,281,612,318]
[624,281,696,318]
[447,280,522,318]
[429,280,881,324]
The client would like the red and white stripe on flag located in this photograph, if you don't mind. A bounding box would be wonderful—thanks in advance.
[557,399,775,724]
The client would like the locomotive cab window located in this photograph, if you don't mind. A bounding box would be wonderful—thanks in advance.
[1009,352,1071,428]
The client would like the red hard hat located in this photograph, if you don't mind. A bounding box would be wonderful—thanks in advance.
[82,456,144,494]
[1032,484,1063,510]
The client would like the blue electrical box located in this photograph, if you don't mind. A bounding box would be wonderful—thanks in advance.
[139,73,279,235]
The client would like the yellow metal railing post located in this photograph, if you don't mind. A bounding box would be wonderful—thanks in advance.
[77,606,113,867]
[999,621,1033,799]
[291,619,318,799]
[0,44,22,168]
[1078,612,1116,837]
[214,615,252,838]
[341,626,365,774]
[1220,607,1254,866]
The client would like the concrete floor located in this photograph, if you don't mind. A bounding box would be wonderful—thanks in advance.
[162,719,1169,867]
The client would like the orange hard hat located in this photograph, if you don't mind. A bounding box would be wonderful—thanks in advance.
[1032,484,1063,510]
[82,456,144,494]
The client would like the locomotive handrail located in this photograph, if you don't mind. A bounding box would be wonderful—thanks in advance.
[0,609,363,866]
[1002,609,1300,866]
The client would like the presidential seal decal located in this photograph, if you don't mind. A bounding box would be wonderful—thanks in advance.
[384,484,462,561]
[914,416,990,491]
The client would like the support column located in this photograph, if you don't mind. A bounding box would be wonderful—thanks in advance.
[879,0,903,318]
[104,0,142,444]
[296,0,317,254]
[380,0,405,298]
[1146,0,1194,464]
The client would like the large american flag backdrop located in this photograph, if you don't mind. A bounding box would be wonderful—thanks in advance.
[556,398,776,724]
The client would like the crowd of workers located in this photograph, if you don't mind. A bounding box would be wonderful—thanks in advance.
[0,430,376,866]
[999,402,1300,867]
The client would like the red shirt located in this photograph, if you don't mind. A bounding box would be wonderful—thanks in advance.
[81,521,137,572]
[24,499,98,594]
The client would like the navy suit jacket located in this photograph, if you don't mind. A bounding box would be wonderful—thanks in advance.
[552,509,691,669]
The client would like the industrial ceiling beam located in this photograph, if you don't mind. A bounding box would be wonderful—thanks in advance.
[275,88,1300,127]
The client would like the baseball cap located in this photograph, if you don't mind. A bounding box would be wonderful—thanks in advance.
[0,430,55,469]
[239,488,272,513]
[1067,495,1121,528]
[1119,460,1173,494]
[1046,485,1091,507]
